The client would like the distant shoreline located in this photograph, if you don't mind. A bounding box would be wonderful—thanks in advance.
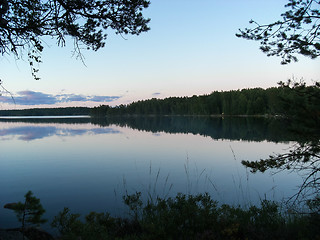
[0,115,90,119]
[98,113,281,118]
[0,114,281,119]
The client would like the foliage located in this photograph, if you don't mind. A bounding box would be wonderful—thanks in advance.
[123,192,143,221]
[4,191,47,229]
[51,207,82,236]
[51,207,142,240]
[237,0,320,214]
[242,81,320,206]
[236,0,320,64]
[51,208,120,240]
[0,0,150,79]
[139,193,220,239]
[0,106,90,116]
[51,192,320,240]
[90,84,319,117]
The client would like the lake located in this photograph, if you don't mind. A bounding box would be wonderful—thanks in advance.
[0,116,303,230]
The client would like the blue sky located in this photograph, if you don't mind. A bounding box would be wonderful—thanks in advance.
[0,0,319,109]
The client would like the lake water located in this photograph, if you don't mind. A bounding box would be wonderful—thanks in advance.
[0,116,303,230]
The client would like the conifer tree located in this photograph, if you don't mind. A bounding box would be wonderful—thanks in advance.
[4,191,47,232]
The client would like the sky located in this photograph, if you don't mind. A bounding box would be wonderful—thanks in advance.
[0,0,319,109]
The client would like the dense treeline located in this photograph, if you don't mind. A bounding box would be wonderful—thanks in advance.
[0,107,90,116]
[0,85,318,117]
[91,85,320,116]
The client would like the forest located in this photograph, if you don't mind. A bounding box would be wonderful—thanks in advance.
[0,84,318,118]
[0,107,90,116]
[90,84,319,117]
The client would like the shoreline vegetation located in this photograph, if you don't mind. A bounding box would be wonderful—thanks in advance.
[0,112,278,117]
[2,192,320,240]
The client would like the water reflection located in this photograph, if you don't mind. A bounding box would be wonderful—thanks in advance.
[93,116,296,142]
[0,122,121,141]
[0,116,297,142]
[0,116,302,231]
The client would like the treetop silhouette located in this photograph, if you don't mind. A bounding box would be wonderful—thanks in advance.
[0,0,150,79]
[237,0,320,64]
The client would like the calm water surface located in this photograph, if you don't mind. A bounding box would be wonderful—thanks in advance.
[0,116,302,229]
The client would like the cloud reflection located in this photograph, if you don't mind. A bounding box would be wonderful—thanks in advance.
[0,125,121,141]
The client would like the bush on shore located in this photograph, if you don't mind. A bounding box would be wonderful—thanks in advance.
[51,192,320,240]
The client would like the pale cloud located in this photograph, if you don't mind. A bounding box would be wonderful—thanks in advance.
[88,96,120,102]
[59,94,88,102]
[0,90,121,106]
